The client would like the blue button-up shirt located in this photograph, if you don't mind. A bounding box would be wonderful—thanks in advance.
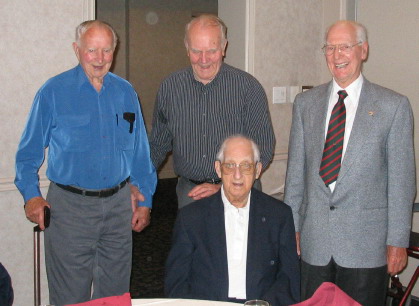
[15,65,157,207]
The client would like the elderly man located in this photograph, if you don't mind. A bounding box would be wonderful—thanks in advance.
[15,20,156,305]
[284,20,415,305]
[165,135,300,306]
[150,14,275,209]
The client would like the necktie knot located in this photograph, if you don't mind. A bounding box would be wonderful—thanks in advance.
[338,90,348,101]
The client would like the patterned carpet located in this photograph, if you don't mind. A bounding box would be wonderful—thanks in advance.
[130,178,178,298]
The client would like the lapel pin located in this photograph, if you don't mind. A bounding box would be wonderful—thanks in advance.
[368,111,374,116]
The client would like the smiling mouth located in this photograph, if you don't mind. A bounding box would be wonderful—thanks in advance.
[335,63,348,69]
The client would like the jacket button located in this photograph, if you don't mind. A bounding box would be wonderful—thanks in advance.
[330,206,335,210]
[270,260,275,265]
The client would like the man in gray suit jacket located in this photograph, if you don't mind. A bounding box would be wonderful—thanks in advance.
[284,20,415,306]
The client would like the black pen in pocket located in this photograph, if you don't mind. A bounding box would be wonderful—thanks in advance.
[116,114,119,126]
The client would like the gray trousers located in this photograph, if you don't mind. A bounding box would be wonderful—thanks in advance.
[176,176,262,209]
[45,183,132,306]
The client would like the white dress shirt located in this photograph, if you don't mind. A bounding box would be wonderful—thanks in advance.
[325,74,364,192]
[221,187,250,299]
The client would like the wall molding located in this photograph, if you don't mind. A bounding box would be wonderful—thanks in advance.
[83,0,95,20]
[273,150,288,161]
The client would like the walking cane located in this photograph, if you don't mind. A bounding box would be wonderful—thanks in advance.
[33,206,50,306]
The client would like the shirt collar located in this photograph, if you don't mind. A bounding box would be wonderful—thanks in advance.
[332,73,364,103]
[190,62,225,88]
[75,64,110,92]
[221,186,251,215]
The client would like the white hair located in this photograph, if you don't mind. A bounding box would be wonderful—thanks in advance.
[216,135,260,163]
[75,20,118,49]
[325,20,368,43]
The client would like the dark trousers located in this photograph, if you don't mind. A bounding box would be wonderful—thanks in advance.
[301,258,388,306]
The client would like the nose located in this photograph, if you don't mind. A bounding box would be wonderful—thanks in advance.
[233,165,242,179]
[200,52,208,63]
[96,51,104,63]
[333,47,343,59]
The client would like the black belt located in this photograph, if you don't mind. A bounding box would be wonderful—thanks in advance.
[187,178,221,185]
[55,178,129,198]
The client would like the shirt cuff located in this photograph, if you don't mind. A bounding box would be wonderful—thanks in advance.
[22,185,42,203]
[138,194,152,208]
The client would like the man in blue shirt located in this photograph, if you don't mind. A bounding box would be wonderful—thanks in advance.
[15,20,157,305]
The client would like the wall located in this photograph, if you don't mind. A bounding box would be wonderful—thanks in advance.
[0,1,93,304]
[254,0,324,197]
[218,0,247,71]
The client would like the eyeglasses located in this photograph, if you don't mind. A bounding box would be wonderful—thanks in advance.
[221,162,256,175]
[322,42,362,56]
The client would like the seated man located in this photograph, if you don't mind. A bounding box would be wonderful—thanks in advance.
[165,135,300,306]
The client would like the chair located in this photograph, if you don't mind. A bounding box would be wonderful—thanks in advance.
[387,203,419,306]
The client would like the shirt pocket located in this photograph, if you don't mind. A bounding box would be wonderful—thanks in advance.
[57,114,91,152]
[116,113,135,151]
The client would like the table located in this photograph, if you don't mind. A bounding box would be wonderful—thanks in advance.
[132,299,240,305]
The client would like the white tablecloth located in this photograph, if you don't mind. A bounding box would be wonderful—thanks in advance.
[132,298,240,305]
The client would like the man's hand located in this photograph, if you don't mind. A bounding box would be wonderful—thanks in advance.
[25,196,50,230]
[387,245,407,275]
[295,232,301,256]
[131,206,151,232]
[130,184,150,232]
[188,183,221,201]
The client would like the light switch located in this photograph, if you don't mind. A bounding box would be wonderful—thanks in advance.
[273,87,287,104]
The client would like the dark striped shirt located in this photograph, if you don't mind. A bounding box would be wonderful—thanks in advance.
[149,63,275,181]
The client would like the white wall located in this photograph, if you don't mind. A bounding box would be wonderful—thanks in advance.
[0,1,93,304]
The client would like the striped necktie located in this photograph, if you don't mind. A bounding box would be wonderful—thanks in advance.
[319,90,348,186]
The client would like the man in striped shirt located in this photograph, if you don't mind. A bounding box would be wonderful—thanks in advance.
[149,14,275,209]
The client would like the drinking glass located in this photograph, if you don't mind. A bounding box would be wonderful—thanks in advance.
[244,300,270,306]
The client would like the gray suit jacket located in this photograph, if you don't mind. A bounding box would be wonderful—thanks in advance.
[284,78,416,268]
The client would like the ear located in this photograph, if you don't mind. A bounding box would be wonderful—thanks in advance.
[72,42,80,61]
[255,162,262,180]
[361,41,369,60]
[215,161,222,179]
[222,40,228,57]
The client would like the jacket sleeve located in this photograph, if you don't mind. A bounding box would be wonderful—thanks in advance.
[386,96,416,247]
[164,211,195,298]
[284,95,306,232]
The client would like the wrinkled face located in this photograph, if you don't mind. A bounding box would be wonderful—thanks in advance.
[186,24,226,85]
[325,23,368,88]
[73,25,114,87]
[215,138,262,208]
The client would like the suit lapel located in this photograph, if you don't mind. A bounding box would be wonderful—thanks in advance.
[246,190,268,295]
[338,79,378,181]
[310,82,333,190]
